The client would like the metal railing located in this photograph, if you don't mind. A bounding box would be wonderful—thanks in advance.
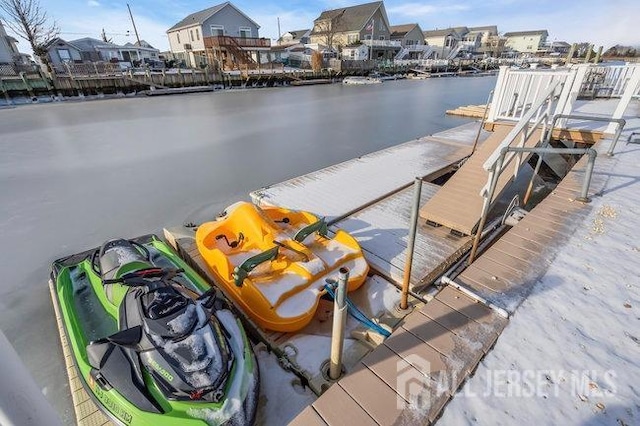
[547,114,626,156]
[469,81,561,263]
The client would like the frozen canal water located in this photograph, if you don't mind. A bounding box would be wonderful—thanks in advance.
[0,76,495,423]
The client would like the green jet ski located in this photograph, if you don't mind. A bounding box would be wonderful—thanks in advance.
[50,235,259,425]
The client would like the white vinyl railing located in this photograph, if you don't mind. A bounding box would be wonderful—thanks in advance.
[488,67,574,122]
[582,65,638,98]
[488,63,640,132]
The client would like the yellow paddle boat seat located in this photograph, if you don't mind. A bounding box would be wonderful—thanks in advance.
[195,202,369,332]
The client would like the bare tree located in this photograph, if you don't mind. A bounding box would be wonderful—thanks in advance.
[313,10,344,52]
[0,0,59,67]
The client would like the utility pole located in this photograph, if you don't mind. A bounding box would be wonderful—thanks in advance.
[127,3,141,45]
[277,17,281,42]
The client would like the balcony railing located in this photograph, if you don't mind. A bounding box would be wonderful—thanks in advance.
[204,36,271,49]
[361,40,401,48]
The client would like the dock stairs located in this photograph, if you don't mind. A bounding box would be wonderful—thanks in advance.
[419,125,542,235]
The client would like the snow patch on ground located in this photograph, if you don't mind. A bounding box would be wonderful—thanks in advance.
[253,344,316,426]
[441,141,640,425]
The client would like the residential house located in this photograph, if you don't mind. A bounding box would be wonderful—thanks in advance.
[423,28,461,48]
[44,37,160,68]
[342,43,369,61]
[0,20,20,64]
[469,25,498,45]
[545,40,571,56]
[390,23,434,61]
[504,30,548,54]
[44,38,84,67]
[467,25,503,57]
[277,29,311,46]
[166,1,270,70]
[390,23,424,47]
[310,1,399,61]
[121,40,160,63]
[422,28,461,59]
[69,38,122,62]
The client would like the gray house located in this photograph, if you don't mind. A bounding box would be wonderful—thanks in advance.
[44,38,84,67]
[167,1,270,69]
[0,20,20,64]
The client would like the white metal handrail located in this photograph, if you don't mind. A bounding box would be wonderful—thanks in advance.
[482,81,561,181]
[468,81,561,264]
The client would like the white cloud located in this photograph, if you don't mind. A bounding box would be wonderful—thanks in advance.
[388,2,470,17]
[87,0,100,7]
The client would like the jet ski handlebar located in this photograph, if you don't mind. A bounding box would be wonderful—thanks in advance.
[102,267,185,286]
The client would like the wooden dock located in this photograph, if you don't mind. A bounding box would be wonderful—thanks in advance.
[289,133,611,426]
[48,280,111,426]
[446,104,489,119]
[419,125,540,235]
[290,285,508,426]
[330,182,472,289]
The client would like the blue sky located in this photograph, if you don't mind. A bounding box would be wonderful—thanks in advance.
[10,0,639,51]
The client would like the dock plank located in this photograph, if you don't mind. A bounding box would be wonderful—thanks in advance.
[420,126,542,235]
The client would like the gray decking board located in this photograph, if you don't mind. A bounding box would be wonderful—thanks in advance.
[454,137,612,314]
[330,182,470,288]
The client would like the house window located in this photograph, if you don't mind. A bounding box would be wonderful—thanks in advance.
[196,28,200,41]
[365,34,372,40]
[347,34,359,44]
[190,29,194,42]
[349,50,355,59]
[177,33,180,44]
[57,49,71,62]
[239,27,251,38]
[211,25,224,36]
[379,36,385,40]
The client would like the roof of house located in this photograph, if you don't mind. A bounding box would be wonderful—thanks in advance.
[122,40,158,50]
[167,1,260,32]
[390,23,418,38]
[423,28,460,38]
[468,25,498,34]
[504,30,548,37]
[311,1,387,35]
[68,37,121,51]
[285,29,310,38]
[452,26,469,36]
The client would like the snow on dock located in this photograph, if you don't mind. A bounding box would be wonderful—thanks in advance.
[251,122,489,222]
[440,120,640,426]
[330,182,471,289]
[291,96,640,426]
